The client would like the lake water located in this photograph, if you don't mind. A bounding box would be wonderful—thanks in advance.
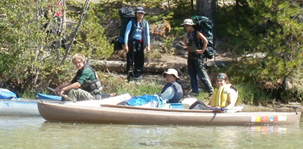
[1,115,303,149]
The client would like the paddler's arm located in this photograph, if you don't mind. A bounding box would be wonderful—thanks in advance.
[224,88,238,109]
[54,82,71,95]
[206,96,213,108]
[57,82,81,96]
[160,87,175,102]
[58,68,91,96]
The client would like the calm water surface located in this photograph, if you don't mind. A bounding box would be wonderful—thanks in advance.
[0,116,302,149]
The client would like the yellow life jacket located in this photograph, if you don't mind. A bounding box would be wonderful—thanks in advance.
[210,84,232,108]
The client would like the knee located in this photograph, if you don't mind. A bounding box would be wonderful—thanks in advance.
[66,89,77,96]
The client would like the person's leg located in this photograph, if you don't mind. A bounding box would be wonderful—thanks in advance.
[196,58,213,93]
[126,44,135,82]
[188,58,198,93]
[66,89,94,101]
[134,42,144,78]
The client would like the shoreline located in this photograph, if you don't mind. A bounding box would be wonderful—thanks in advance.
[241,104,302,112]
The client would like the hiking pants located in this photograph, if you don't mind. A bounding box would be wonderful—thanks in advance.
[65,88,94,101]
[127,40,144,78]
[188,54,213,93]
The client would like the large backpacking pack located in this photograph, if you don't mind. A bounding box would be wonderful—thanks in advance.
[114,7,135,51]
[191,15,215,59]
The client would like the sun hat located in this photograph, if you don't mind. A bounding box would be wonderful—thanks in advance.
[163,68,179,79]
[136,7,145,14]
[181,19,195,26]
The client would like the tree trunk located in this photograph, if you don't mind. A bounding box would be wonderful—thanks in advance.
[196,0,219,47]
[58,0,66,60]
[191,0,194,15]
[60,0,90,65]
[235,0,240,22]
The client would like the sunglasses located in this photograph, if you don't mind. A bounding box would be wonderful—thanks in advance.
[216,75,226,79]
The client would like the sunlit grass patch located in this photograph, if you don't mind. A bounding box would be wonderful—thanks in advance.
[99,72,163,97]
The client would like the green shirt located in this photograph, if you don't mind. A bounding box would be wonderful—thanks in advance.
[71,67,96,85]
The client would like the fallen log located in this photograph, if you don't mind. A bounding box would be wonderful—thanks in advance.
[90,60,187,73]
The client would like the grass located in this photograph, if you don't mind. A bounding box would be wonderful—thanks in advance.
[99,72,163,97]
[69,0,101,3]
[235,82,273,106]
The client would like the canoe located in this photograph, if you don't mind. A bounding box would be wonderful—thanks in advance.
[0,93,63,116]
[0,93,131,116]
[38,102,301,126]
[0,99,61,116]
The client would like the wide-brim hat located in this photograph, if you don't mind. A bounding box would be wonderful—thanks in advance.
[163,68,180,79]
[136,7,145,14]
[181,19,195,26]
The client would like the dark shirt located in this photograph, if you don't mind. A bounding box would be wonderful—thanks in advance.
[71,67,96,85]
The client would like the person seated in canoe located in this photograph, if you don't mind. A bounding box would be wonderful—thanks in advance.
[160,68,184,103]
[118,68,183,107]
[207,73,238,109]
[54,53,103,101]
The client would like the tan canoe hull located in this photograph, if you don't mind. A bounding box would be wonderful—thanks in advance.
[38,102,301,126]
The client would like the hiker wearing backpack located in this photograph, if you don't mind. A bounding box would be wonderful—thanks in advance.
[181,19,213,97]
[123,7,150,83]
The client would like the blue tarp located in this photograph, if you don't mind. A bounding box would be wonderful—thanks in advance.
[126,94,163,107]
[0,88,17,99]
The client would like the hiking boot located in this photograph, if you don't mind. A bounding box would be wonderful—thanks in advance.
[133,76,142,85]
[135,79,141,85]
[127,75,135,84]
[128,78,135,84]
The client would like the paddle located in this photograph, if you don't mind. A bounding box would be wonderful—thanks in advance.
[47,87,74,101]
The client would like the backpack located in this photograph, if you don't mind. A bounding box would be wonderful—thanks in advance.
[191,16,215,59]
[113,7,135,51]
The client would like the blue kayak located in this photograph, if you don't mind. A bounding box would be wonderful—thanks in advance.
[0,88,17,99]
[36,93,62,101]
[0,92,62,116]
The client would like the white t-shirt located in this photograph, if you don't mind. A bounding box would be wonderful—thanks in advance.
[226,87,238,98]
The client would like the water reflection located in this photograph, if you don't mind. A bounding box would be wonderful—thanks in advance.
[251,126,287,134]
[0,116,303,148]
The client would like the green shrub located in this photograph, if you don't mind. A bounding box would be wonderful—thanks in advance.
[217,0,303,103]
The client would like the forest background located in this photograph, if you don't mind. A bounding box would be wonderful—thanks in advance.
[1,0,303,106]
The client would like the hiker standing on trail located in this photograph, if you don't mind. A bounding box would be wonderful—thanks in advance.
[123,7,150,83]
[54,53,103,101]
[181,19,213,97]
